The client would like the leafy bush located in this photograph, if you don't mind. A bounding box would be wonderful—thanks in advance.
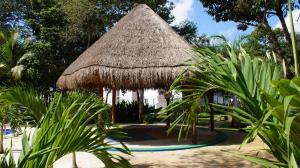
[116,100,160,123]
[143,113,157,124]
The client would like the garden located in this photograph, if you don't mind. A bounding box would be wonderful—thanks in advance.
[0,0,300,167]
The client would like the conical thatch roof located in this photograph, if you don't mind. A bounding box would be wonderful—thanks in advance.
[56,4,193,90]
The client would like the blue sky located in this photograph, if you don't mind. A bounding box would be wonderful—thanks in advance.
[171,0,300,41]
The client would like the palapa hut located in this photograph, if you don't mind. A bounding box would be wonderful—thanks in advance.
[56,4,194,124]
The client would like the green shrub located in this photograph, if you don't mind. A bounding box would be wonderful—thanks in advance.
[116,100,160,122]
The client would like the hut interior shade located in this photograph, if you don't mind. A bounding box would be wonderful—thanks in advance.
[56,4,193,90]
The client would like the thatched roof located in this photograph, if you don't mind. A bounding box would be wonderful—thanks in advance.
[56,4,193,90]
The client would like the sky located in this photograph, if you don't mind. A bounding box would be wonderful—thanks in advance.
[171,0,300,41]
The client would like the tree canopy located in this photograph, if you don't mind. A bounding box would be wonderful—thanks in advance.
[199,0,299,76]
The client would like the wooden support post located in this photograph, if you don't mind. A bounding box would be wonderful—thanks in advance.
[112,88,117,124]
[138,89,144,123]
[208,91,215,132]
[98,85,103,98]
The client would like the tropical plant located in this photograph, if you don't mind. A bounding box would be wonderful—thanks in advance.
[0,87,131,167]
[0,105,23,154]
[0,31,26,81]
[228,77,300,167]
[116,100,160,123]
[0,86,47,123]
[0,86,26,154]
[161,45,300,166]
[161,46,281,133]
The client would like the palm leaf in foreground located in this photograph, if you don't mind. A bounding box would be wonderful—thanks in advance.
[162,47,299,167]
[0,91,131,168]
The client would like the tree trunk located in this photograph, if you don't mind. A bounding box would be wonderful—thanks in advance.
[276,9,293,53]
[138,89,144,123]
[264,21,292,77]
[72,152,78,168]
[0,124,4,154]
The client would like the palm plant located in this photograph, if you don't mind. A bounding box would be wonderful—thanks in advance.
[163,2,300,166]
[161,46,281,139]
[0,31,25,80]
[229,77,300,167]
[162,45,300,166]
[0,87,131,167]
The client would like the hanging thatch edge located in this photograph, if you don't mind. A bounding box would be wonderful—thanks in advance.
[56,65,190,90]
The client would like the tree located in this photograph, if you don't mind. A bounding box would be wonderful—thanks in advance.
[11,0,175,90]
[250,27,300,74]
[198,0,299,76]
[1,0,199,90]
[173,20,210,47]
[0,0,26,30]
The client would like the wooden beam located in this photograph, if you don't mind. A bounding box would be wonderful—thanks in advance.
[111,88,117,124]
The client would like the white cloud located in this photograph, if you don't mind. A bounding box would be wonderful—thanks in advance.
[274,9,300,32]
[215,27,244,42]
[221,28,239,40]
[171,0,194,25]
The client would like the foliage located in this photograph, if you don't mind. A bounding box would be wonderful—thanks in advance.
[198,0,299,70]
[173,20,210,47]
[0,105,23,133]
[0,86,47,123]
[0,30,26,81]
[163,45,300,166]
[0,88,131,167]
[160,91,209,141]
[116,100,161,123]
[0,0,201,90]
[0,0,27,32]
[228,78,300,167]
[288,0,299,76]
[17,41,60,89]
[143,113,158,124]
[250,27,300,72]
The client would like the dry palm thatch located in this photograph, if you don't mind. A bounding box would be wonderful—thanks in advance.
[56,4,193,90]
